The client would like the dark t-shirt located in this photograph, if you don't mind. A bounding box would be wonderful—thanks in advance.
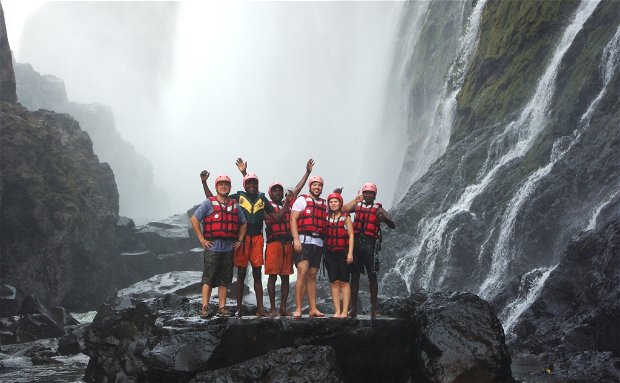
[230,191,275,235]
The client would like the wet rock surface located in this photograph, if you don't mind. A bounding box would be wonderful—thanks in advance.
[509,219,620,382]
[83,288,513,382]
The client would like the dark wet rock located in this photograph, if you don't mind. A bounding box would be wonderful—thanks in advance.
[134,212,199,254]
[83,290,512,382]
[0,284,18,317]
[508,219,620,382]
[190,345,344,383]
[382,291,512,383]
[0,337,58,358]
[58,324,89,356]
[31,355,63,365]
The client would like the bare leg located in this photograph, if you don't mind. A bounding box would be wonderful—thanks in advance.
[217,285,228,309]
[341,282,351,318]
[369,273,379,318]
[307,267,323,316]
[202,284,212,307]
[279,275,291,316]
[267,274,278,316]
[330,282,340,317]
[350,272,360,318]
[294,261,309,318]
[236,267,247,317]
[253,266,266,316]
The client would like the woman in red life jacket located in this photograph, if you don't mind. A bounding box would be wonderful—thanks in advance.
[324,192,354,318]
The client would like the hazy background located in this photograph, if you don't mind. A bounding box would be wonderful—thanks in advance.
[4,1,409,221]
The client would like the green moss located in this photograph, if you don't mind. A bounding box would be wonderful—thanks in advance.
[453,0,581,142]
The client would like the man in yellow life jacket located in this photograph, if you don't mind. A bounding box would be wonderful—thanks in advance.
[200,160,287,317]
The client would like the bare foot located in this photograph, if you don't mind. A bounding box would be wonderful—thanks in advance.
[333,312,342,318]
[292,310,302,320]
[267,308,278,318]
[255,308,267,317]
[309,310,324,318]
[236,306,243,318]
[349,310,357,319]
[371,311,381,318]
[279,308,292,317]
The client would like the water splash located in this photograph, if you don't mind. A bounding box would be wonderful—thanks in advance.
[586,189,620,231]
[500,265,557,337]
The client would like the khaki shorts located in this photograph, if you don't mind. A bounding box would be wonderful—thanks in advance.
[202,250,233,286]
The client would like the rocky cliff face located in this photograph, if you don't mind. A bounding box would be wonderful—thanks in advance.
[0,102,119,310]
[14,62,170,222]
[382,0,619,378]
[0,4,17,103]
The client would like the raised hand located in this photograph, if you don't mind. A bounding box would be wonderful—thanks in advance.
[306,158,315,173]
[200,170,210,182]
[333,187,343,194]
[235,158,247,174]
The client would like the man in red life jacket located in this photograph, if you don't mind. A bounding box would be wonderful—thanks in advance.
[263,159,314,317]
[344,182,395,318]
[290,175,328,319]
[200,160,289,317]
[191,175,247,318]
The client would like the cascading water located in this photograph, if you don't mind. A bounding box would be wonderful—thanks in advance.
[391,0,603,297]
[479,17,617,299]
[393,0,488,204]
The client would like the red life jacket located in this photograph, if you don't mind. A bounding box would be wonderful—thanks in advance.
[265,200,292,242]
[202,196,240,240]
[297,195,326,237]
[353,202,382,239]
[326,212,350,252]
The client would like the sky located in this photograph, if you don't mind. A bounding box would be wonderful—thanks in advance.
[3,1,410,220]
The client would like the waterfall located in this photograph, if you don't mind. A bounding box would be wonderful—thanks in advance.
[586,190,620,231]
[479,17,617,299]
[393,0,488,204]
[393,0,601,293]
[500,265,557,336]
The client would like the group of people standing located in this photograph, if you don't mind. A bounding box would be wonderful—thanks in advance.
[190,158,395,319]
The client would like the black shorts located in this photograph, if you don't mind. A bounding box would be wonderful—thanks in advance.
[324,250,351,283]
[202,250,234,286]
[352,236,378,275]
[293,244,323,269]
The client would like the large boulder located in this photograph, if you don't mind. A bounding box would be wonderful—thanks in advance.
[83,290,513,382]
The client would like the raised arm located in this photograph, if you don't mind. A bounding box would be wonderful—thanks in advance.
[290,159,314,198]
[235,158,248,177]
[342,191,362,213]
[378,207,396,229]
[200,170,213,198]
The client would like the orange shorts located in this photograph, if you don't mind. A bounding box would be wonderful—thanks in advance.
[234,234,264,268]
[264,241,294,276]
